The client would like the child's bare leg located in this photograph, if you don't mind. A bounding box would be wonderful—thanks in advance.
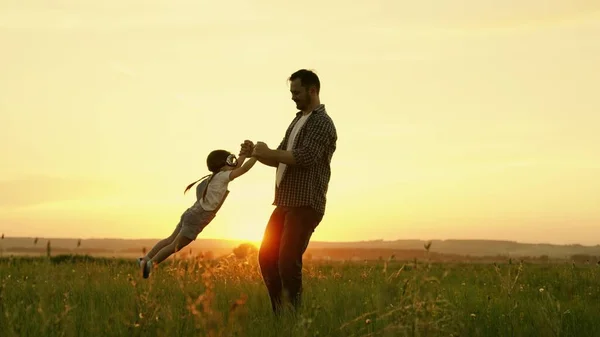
[150,232,194,265]
[143,221,182,261]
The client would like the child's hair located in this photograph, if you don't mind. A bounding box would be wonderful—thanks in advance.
[183,149,236,196]
[206,150,232,173]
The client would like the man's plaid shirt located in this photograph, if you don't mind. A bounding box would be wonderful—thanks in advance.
[273,104,337,214]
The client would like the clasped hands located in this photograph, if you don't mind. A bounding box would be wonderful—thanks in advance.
[239,140,270,158]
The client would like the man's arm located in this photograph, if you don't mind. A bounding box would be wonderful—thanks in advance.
[258,149,296,166]
[256,137,286,167]
[255,118,335,168]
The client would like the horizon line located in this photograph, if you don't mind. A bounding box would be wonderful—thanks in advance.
[1,235,599,248]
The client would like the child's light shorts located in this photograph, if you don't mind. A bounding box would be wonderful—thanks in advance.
[178,207,217,240]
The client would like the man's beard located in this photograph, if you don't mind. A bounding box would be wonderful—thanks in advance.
[295,95,312,110]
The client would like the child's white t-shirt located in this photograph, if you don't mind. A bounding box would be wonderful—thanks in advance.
[197,171,231,212]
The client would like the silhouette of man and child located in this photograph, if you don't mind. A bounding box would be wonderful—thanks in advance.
[138,69,337,315]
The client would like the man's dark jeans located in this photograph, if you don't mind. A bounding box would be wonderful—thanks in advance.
[258,206,323,314]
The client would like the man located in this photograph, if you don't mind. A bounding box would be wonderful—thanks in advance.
[240,69,337,314]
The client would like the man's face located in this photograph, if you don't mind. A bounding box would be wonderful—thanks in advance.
[290,79,312,111]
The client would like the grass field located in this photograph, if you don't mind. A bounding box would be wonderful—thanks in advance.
[1,253,599,337]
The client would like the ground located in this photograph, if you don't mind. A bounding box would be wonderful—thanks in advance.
[1,254,599,337]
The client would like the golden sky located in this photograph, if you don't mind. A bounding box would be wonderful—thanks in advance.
[1,1,599,245]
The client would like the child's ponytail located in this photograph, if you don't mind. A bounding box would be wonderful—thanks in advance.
[183,174,211,195]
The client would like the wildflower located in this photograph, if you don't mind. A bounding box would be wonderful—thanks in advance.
[365,319,371,324]
[539,288,545,293]
[470,313,476,318]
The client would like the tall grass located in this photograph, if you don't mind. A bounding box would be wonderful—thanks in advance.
[1,252,599,337]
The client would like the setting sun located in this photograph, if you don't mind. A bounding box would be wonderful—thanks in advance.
[219,221,265,245]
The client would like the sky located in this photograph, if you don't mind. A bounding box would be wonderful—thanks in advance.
[1,0,599,245]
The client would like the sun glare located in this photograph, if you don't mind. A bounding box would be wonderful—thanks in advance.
[225,223,265,246]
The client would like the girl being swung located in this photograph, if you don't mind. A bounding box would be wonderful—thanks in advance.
[138,147,257,278]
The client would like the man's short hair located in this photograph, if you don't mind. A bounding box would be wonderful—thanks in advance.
[289,69,320,94]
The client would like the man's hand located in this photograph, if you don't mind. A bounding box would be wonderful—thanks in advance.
[252,141,270,158]
[239,140,254,157]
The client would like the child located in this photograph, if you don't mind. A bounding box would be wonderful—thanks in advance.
[138,147,257,278]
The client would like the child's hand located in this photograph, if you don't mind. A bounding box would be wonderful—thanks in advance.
[239,140,254,157]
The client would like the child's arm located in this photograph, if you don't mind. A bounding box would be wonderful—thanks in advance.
[235,155,247,168]
[229,157,258,181]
